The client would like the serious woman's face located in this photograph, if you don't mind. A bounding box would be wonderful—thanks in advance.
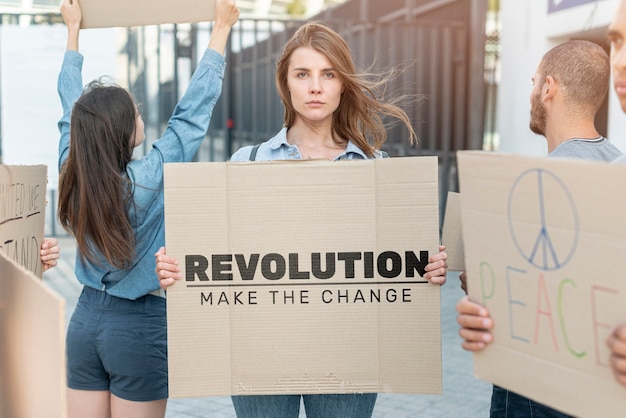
[286,46,344,125]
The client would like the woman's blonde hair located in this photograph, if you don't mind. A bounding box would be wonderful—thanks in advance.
[275,22,417,156]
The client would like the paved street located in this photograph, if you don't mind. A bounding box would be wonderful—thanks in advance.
[43,236,491,417]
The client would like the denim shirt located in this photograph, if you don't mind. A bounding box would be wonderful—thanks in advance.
[229,127,388,161]
[57,48,226,300]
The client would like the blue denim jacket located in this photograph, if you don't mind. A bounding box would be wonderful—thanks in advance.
[229,127,387,161]
[57,49,225,300]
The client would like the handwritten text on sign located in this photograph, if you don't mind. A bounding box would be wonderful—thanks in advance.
[0,165,47,277]
[458,151,626,418]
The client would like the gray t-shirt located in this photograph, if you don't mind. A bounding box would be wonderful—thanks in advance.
[613,154,626,164]
[548,137,623,162]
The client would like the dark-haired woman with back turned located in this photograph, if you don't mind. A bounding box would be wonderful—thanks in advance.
[56,0,239,416]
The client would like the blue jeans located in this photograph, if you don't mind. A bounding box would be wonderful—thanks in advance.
[231,393,377,418]
[490,386,573,418]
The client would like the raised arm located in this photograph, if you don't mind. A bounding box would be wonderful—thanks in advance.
[60,0,81,52]
[57,0,85,169]
[208,0,240,55]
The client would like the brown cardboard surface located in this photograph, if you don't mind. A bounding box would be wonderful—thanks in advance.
[164,157,442,397]
[80,0,216,28]
[0,164,47,278]
[0,252,66,418]
[441,191,464,271]
[458,151,626,417]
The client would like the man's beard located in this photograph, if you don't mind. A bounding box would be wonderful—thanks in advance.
[529,91,547,136]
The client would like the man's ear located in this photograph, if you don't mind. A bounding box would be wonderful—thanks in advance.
[543,75,557,102]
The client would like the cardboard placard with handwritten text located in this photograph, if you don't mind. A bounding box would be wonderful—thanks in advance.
[0,165,47,278]
[458,151,626,418]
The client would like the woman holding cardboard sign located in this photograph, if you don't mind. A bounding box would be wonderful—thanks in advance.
[57,0,239,416]
[156,21,448,418]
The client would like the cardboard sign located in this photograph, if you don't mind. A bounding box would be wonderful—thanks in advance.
[458,151,626,418]
[441,191,464,271]
[80,0,216,28]
[164,157,442,397]
[0,165,47,278]
[0,252,66,418]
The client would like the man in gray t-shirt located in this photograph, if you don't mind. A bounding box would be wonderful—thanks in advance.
[457,39,623,418]
[526,38,623,163]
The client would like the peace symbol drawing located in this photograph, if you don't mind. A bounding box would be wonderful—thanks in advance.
[507,168,579,271]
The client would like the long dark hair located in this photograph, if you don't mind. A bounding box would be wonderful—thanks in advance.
[58,80,137,268]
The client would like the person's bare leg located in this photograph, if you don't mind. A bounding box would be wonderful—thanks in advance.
[111,394,167,418]
[67,389,111,418]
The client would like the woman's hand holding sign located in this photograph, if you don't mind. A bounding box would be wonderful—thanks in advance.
[423,245,448,285]
[155,247,181,290]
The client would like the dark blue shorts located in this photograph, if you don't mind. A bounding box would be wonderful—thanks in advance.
[66,286,167,401]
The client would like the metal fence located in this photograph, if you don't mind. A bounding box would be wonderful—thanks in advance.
[122,0,489,227]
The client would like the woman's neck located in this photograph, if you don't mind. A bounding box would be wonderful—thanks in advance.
[286,124,347,160]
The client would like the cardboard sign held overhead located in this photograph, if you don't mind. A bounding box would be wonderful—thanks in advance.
[80,0,216,28]
[458,151,626,418]
[0,165,47,278]
[164,157,442,398]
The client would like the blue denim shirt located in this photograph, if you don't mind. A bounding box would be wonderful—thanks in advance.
[229,127,387,161]
[57,49,225,300]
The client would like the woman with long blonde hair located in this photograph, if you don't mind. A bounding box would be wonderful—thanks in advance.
[157,21,447,418]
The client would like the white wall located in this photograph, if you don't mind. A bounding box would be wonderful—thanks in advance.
[0,26,117,189]
[497,1,551,156]
[497,0,626,156]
